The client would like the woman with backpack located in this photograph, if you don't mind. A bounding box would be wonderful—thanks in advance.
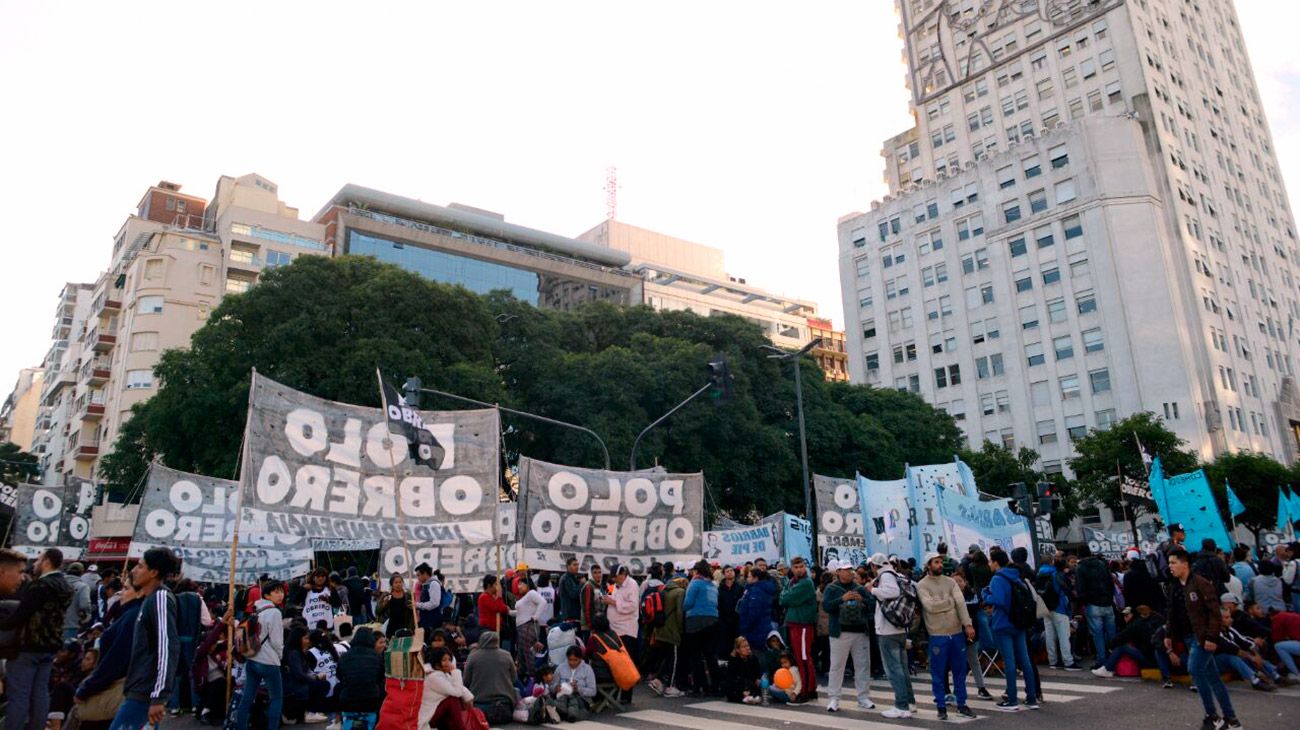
[1037,559,1080,670]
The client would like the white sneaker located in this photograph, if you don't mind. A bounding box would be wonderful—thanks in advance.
[826,698,840,713]
[742,695,762,705]
[648,678,665,696]
[857,698,877,710]
[326,724,342,730]
[663,686,685,698]
[881,708,913,719]
[303,713,328,724]
[1091,666,1114,678]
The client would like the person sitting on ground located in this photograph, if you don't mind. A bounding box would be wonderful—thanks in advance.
[761,650,802,704]
[1221,597,1270,644]
[283,626,331,725]
[421,647,474,730]
[1248,561,1287,613]
[722,636,763,705]
[1213,606,1283,692]
[1270,609,1300,678]
[552,646,598,721]
[1092,605,1164,678]
[335,627,385,724]
[462,630,518,726]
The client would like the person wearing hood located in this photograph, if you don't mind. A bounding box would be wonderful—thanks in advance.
[1247,561,1287,612]
[647,574,688,698]
[463,630,519,725]
[235,580,286,730]
[1,548,74,730]
[982,548,1039,712]
[1091,605,1165,678]
[737,568,777,653]
[1037,559,1079,670]
[62,561,93,641]
[716,566,745,658]
[1123,550,1166,614]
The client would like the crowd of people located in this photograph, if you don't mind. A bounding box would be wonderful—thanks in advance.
[0,528,1297,730]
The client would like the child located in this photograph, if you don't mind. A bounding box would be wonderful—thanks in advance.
[760,651,802,705]
[513,665,560,723]
[723,637,762,705]
[551,647,597,721]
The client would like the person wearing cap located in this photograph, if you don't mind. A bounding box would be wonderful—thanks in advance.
[822,559,874,713]
[919,553,977,720]
[867,552,916,718]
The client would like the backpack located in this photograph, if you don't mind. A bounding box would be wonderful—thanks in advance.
[1033,572,1061,611]
[876,571,920,631]
[590,632,642,691]
[998,573,1037,631]
[438,582,454,612]
[640,586,666,628]
[837,588,868,630]
[234,605,274,658]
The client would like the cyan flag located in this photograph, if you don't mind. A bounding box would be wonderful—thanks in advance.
[1278,489,1292,532]
[1226,480,1246,517]
[1288,487,1300,526]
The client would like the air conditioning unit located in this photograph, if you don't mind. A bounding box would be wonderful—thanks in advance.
[964,160,977,170]
[937,171,949,180]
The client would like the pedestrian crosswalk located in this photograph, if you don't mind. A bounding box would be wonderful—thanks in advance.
[493,672,1129,730]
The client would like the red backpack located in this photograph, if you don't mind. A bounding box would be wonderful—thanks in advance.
[640,585,666,627]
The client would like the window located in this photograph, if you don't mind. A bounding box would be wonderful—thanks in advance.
[1036,78,1054,100]
[126,369,153,390]
[1089,367,1112,393]
[980,284,994,304]
[266,250,293,267]
[1028,189,1048,213]
[1049,145,1068,169]
[1060,374,1081,399]
[1037,419,1058,445]
[1003,201,1022,224]
[976,353,1006,379]
[1063,66,1078,88]
[1082,327,1104,352]
[863,320,877,339]
[198,264,215,286]
[1031,380,1050,407]
[1077,290,1097,314]
[1080,58,1097,79]
[856,258,870,277]
[1055,179,1077,204]
[866,352,879,370]
[1026,342,1045,366]
[1047,298,1067,323]
[1042,266,1061,285]
[998,166,1016,189]
[144,258,164,280]
[131,332,158,351]
[1023,156,1042,178]
[957,213,985,241]
[922,263,948,287]
[1020,303,1039,329]
[1035,226,1055,249]
[1095,409,1117,429]
[949,364,961,385]
[860,292,874,308]
[1063,214,1083,239]
[1009,236,1027,257]
[137,295,164,314]
[981,393,995,415]
[1015,275,1034,293]
[935,367,948,388]
[1066,415,1088,440]
[1053,334,1074,360]
[1100,48,1115,71]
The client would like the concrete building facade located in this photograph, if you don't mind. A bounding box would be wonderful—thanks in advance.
[0,368,44,451]
[839,0,1300,472]
[808,317,850,382]
[30,283,95,484]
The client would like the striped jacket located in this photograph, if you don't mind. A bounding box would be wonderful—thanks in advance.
[124,587,179,704]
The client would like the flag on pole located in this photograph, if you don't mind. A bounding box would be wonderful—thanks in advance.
[1288,487,1300,527]
[376,369,444,470]
[1134,432,1153,469]
[1226,480,1246,517]
[1278,488,1293,532]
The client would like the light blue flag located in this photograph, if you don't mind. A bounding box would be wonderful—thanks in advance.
[1289,487,1300,526]
[1160,465,1233,549]
[1278,489,1292,532]
[1226,480,1246,517]
[1148,456,1171,520]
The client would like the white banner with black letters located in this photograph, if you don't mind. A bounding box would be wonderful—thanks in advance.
[11,483,79,558]
[241,373,501,577]
[815,474,868,566]
[56,478,96,558]
[131,464,313,584]
[517,457,704,573]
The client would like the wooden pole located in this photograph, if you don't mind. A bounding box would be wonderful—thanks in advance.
[225,368,256,709]
[376,369,419,635]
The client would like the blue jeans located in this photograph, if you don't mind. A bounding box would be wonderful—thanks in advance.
[4,652,54,730]
[169,637,199,710]
[1084,605,1116,665]
[108,698,152,730]
[877,633,915,710]
[1102,644,1147,672]
[994,631,1037,705]
[1214,653,1278,682]
[929,633,968,709]
[237,659,284,730]
[1276,640,1300,675]
[1153,647,1186,681]
[1187,637,1235,719]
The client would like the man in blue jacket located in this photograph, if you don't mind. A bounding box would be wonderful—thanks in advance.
[108,547,181,730]
[982,547,1039,712]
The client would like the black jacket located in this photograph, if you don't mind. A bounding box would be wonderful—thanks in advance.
[176,591,203,642]
[717,579,745,625]
[1122,561,1166,613]
[557,572,583,621]
[1076,557,1113,607]
[124,588,179,704]
[76,598,142,700]
[722,653,762,703]
[0,571,74,655]
[1192,551,1231,595]
[337,636,386,712]
[1109,612,1163,659]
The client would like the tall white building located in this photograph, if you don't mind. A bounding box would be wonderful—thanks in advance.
[838,0,1299,473]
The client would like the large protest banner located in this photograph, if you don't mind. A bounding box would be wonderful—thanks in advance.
[0,482,18,512]
[241,373,501,577]
[857,476,911,558]
[132,464,313,584]
[517,457,704,573]
[703,523,779,565]
[908,460,976,498]
[815,475,869,566]
[1149,458,1232,550]
[935,486,1034,564]
[57,478,96,559]
[11,483,73,558]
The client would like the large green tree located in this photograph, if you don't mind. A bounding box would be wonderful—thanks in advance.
[1067,411,1198,511]
[100,255,965,518]
[0,442,39,485]
[1203,451,1291,538]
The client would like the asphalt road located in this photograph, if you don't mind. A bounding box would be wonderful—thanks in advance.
[165,666,1299,729]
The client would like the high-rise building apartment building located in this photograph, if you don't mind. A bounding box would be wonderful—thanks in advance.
[808,318,850,382]
[839,0,1298,472]
[1,367,44,451]
[578,219,823,350]
[30,283,95,484]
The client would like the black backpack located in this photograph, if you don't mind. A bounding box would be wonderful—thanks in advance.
[1033,572,1060,610]
[998,573,1037,631]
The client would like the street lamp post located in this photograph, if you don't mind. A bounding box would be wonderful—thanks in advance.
[763,338,821,559]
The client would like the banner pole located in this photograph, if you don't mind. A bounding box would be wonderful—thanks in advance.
[226,368,256,710]
[1118,460,1140,550]
[377,369,419,634]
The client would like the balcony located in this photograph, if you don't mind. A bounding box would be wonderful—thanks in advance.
[76,392,106,421]
[81,357,111,385]
[42,368,76,401]
[74,440,100,461]
[88,326,117,353]
[228,249,264,274]
[92,291,122,315]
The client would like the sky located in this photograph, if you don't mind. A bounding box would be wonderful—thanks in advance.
[0,0,1297,400]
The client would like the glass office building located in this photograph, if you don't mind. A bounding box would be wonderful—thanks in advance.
[348,230,543,304]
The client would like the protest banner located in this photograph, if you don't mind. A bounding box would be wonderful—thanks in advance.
[56,478,96,559]
[1119,476,1158,512]
[908,460,976,497]
[0,482,17,512]
[857,476,911,558]
[12,483,74,558]
[131,464,313,584]
[517,457,704,573]
[936,485,1034,565]
[703,524,779,565]
[815,474,869,567]
[1034,515,1057,556]
[783,513,813,564]
[240,373,501,578]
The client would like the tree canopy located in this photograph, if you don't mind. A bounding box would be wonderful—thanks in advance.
[1067,412,1198,510]
[0,442,39,485]
[100,255,964,519]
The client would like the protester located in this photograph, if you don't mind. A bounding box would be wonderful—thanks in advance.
[463,630,518,725]
[557,558,584,623]
[869,553,916,718]
[1076,545,1116,670]
[1123,549,1166,614]
[1248,561,1287,613]
[953,571,993,699]
[722,636,763,704]
[552,646,597,721]
[1214,606,1281,691]
[415,563,444,636]
[919,552,977,720]
[1167,548,1240,730]
[1036,557,1079,670]
[821,559,874,712]
[717,565,745,658]
[303,568,340,631]
[63,562,93,641]
[1091,604,1164,678]
[647,572,687,698]
[377,573,414,638]
[477,574,512,636]
[682,559,721,695]
[514,577,547,679]
[779,556,818,703]
[343,567,370,622]
[107,546,181,730]
[73,575,142,730]
[336,626,386,722]
[422,646,473,730]
[283,626,329,724]
[762,650,802,703]
[169,579,205,716]
[580,564,607,637]
[983,547,1039,712]
[736,568,777,653]
[236,579,287,730]
[602,564,640,699]
[1272,608,1300,676]
[535,572,556,628]
[0,548,74,730]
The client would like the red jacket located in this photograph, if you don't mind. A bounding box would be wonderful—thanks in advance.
[477,591,510,633]
[1272,611,1300,643]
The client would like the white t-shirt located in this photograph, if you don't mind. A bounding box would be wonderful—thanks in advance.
[516,589,548,626]
[303,587,334,629]
[309,646,338,696]
[536,586,556,627]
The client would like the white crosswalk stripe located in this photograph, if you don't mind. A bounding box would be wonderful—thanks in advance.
[684,700,967,728]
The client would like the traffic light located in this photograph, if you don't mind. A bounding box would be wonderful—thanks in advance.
[706,357,732,399]
[1007,497,1023,516]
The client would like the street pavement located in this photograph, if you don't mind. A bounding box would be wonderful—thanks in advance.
[169,667,1299,730]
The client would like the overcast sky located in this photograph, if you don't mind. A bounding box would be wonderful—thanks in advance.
[1,1,1297,399]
